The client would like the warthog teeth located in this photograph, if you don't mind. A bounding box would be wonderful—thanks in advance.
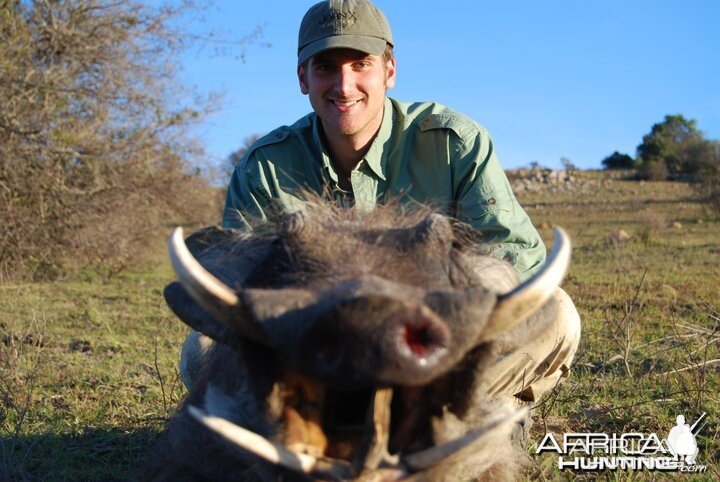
[189,403,526,479]
[401,405,528,471]
[188,405,353,479]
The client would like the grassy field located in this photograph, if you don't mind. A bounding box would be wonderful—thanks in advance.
[1,170,718,480]
[521,171,719,480]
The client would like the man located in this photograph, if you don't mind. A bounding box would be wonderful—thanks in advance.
[224,0,546,280]
[184,0,580,409]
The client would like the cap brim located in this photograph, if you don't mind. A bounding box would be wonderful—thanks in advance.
[298,35,387,65]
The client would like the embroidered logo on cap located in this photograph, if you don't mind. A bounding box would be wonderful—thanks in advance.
[318,11,358,29]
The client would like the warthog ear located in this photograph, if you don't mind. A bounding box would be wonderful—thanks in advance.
[164,282,239,345]
[410,214,454,252]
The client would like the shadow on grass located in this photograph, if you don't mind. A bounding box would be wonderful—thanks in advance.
[529,196,702,208]
[1,427,160,481]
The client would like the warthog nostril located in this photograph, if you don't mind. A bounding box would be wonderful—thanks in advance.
[403,323,437,358]
[396,309,450,368]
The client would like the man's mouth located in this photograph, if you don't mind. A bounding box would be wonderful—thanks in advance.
[330,99,362,108]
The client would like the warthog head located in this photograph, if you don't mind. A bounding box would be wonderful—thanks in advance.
[146,203,570,481]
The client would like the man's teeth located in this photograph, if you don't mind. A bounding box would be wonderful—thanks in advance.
[333,100,360,107]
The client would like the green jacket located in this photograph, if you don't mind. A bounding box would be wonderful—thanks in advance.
[223,97,546,280]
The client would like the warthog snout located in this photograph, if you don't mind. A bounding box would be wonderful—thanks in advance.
[297,294,451,387]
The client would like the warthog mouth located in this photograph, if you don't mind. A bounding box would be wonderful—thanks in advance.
[189,372,527,481]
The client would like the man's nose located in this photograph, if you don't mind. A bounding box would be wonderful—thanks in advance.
[334,67,356,96]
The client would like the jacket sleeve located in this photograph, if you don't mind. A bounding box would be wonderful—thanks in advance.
[222,152,272,230]
[452,127,546,280]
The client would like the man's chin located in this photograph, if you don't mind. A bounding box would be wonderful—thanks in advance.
[336,125,361,136]
[327,117,362,137]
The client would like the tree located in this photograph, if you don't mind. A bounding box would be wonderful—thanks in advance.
[636,114,705,177]
[0,1,256,278]
[678,137,720,176]
[560,157,577,172]
[691,139,720,213]
[601,151,635,170]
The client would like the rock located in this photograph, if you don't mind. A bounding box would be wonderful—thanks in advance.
[609,229,631,243]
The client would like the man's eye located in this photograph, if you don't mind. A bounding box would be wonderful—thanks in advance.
[354,61,370,69]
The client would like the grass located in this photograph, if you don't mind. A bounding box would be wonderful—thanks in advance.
[1,170,718,480]
[521,171,719,480]
[1,266,186,480]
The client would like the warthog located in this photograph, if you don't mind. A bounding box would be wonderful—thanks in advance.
[144,202,570,481]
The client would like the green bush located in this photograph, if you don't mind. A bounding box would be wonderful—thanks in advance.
[601,151,635,170]
[635,115,718,180]
[636,159,669,181]
[694,141,720,213]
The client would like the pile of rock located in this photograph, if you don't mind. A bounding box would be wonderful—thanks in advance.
[508,167,579,193]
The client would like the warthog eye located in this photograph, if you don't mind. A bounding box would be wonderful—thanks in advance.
[315,344,343,370]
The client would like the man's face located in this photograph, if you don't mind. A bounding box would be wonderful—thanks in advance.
[298,48,396,142]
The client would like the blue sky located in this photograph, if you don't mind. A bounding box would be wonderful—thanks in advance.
[178,0,720,170]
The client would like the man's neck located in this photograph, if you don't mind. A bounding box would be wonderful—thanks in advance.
[323,130,373,182]
[320,110,385,184]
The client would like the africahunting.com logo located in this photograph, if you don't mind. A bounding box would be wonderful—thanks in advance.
[536,413,708,473]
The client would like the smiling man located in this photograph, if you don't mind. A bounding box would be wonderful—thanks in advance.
[223,0,548,280]
[202,0,580,412]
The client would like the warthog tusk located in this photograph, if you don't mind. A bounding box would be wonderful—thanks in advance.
[402,406,528,471]
[188,405,353,479]
[482,227,571,339]
[169,228,240,307]
[188,405,318,472]
[169,228,266,343]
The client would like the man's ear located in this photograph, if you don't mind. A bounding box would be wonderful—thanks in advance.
[385,56,397,89]
[297,65,309,95]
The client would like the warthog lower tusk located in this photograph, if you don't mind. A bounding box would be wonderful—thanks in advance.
[188,405,353,479]
[402,406,528,471]
[188,405,319,473]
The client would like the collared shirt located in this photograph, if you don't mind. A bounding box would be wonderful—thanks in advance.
[223,97,546,280]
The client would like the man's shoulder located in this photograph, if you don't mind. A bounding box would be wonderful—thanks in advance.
[390,98,489,143]
[237,113,315,170]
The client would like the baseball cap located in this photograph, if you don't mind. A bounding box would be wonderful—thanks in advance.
[298,0,394,65]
